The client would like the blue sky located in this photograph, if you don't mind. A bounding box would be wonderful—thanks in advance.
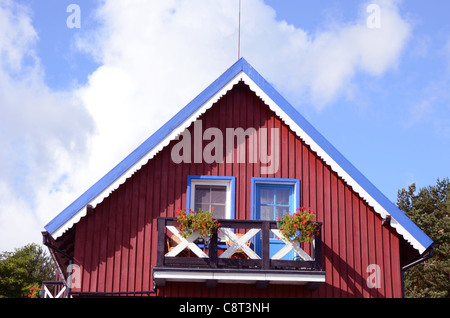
[0,0,449,251]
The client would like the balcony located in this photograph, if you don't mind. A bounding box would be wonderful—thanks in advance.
[153,217,325,289]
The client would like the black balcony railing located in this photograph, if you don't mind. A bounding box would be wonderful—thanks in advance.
[155,217,323,271]
[41,281,68,298]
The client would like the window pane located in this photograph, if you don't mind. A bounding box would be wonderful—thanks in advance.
[276,188,290,205]
[195,186,210,204]
[194,203,210,213]
[212,205,225,219]
[275,206,290,220]
[210,186,226,204]
[191,180,232,221]
[260,206,273,220]
[260,188,274,204]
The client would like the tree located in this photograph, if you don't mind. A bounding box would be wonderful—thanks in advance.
[0,243,56,298]
[397,178,450,298]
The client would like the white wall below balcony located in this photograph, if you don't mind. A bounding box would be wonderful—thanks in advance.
[153,267,325,289]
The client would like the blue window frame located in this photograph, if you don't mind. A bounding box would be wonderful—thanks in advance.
[251,177,301,258]
[251,178,300,220]
[257,184,295,227]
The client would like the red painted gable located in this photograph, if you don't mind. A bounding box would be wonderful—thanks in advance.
[56,82,404,298]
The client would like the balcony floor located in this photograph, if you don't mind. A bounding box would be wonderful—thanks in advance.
[153,267,325,289]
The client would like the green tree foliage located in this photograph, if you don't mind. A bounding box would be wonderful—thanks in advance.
[397,178,450,298]
[0,243,56,298]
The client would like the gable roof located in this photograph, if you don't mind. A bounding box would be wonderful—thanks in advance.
[44,58,433,254]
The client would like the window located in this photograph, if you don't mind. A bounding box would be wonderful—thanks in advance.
[194,185,227,219]
[259,186,292,223]
[251,178,300,221]
[251,177,300,259]
[187,176,235,220]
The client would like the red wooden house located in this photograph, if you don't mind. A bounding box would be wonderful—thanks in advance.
[42,58,433,298]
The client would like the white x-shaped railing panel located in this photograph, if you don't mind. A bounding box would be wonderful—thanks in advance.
[219,228,261,260]
[165,226,209,258]
[43,285,67,298]
[270,229,313,261]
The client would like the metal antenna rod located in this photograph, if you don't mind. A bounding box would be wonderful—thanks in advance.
[238,0,241,59]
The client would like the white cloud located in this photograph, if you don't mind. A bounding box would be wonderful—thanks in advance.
[0,0,37,73]
[0,0,412,251]
[75,0,412,176]
[240,0,411,109]
[0,0,94,251]
[74,0,243,181]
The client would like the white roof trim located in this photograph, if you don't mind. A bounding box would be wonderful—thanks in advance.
[240,72,426,254]
[52,206,88,239]
[51,72,244,239]
[51,72,427,254]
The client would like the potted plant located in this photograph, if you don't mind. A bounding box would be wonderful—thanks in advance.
[28,284,42,298]
[176,207,220,240]
[277,207,320,244]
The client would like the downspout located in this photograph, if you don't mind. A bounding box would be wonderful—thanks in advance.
[400,245,435,298]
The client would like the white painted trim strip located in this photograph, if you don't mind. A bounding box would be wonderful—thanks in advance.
[153,270,326,285]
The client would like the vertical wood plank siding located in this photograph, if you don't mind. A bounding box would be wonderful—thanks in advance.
[71,82,402,298]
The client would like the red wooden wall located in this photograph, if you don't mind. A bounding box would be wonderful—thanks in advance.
[70,82,403,297]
